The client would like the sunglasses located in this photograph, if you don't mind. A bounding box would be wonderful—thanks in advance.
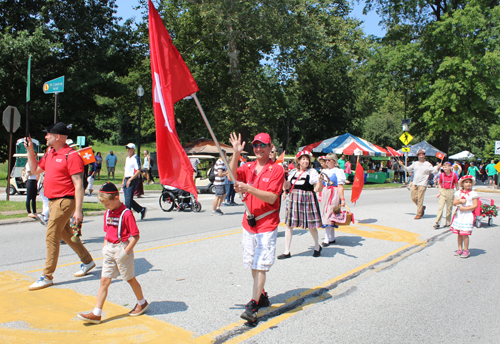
[252,143,268,148]
[326,159,334,162]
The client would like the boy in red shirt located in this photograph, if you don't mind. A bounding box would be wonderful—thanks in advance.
[78,182,148,324]
[434,162,458,229]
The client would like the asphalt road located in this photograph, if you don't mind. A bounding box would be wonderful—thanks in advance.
[1,186,499,343]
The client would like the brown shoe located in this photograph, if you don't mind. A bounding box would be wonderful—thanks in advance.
[414,215,422,219]
[77,312,101,324]
[421,206,426,216]
[129,301,149,316]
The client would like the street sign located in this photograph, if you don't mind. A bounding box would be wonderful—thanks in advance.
[77,136,85,147]
[43,76,65,94]
[2,106,21,133]
[495,141,500,155]
[495,162,500,173]
[401,147,411,152]
[399,132,413,146]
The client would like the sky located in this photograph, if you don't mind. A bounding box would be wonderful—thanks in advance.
[114,0,386,38]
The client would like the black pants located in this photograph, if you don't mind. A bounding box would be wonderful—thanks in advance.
[26,179,37,213]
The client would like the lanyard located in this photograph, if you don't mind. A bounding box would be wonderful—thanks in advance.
[289,170,306,193]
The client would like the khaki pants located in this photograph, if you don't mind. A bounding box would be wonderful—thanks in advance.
[436,188,455,225]
[44,198,93,279]
[411,185,427,215]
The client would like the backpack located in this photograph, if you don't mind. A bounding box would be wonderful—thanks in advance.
[208,167,215,183]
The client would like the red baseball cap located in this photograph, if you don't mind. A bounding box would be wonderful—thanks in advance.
[252,133,271,145]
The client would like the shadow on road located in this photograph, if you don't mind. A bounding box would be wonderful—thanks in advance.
[146,300,188,315]
[468,248,486,257]
[357,218,377,224]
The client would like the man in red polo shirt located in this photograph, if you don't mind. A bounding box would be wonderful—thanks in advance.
[229,132,285,323]
[24,122,95,291]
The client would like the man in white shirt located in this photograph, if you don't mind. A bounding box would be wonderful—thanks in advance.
[399,149,442,219]
[122,143,147,220]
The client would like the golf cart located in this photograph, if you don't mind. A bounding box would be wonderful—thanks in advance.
[191,155,217,194]
[7,138,43,195]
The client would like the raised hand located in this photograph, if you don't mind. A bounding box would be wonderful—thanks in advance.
[229,132,245,155]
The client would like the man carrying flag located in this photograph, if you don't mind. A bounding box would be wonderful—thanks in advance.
[148,0,199,197]
[399,149,442,219]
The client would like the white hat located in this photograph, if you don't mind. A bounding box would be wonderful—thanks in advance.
[125,143,136,149]
[458,175,476,188]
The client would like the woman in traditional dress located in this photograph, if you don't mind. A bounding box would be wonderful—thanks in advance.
[278,150,323,259]
[319,153,346,246]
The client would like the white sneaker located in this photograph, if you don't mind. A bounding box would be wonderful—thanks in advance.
[74,261,96,277]
[37,213,47,226]
[29,275,53,291]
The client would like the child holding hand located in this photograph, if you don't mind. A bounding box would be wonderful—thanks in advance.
[450,175,478,258]
[78,182,148,324]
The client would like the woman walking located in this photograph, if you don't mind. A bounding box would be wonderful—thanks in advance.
[278,150,323,259]
[25,161,38,218]
[319,153,346,246]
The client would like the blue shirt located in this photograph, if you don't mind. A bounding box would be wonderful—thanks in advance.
[106,154,118,167]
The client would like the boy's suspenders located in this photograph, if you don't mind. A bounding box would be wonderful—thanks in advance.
[105,208,131,243]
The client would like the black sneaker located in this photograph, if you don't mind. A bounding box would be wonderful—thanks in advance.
[240,300,258,322]
[257,292,270,308]
[141,208,147,220]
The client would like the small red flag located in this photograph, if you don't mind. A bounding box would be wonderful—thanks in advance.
[275,151,285,164]
[77,147,96,165]
[351,162,364,204]
[436,151,445,160]
[148,0,199,198]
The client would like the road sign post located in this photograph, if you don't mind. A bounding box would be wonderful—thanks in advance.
[3,106,21,201]
[43,76,65,123]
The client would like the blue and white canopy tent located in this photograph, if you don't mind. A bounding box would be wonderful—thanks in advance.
[399,140,446,157]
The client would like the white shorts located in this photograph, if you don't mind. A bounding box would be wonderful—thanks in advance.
[87,176,95,190]
[102,241,135,281]
[242,228,278,271]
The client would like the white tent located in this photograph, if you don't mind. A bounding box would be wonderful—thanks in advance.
[449,151,474,160]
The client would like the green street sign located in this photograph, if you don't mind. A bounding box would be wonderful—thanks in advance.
[43,76,65,94]
[77,136,86,147]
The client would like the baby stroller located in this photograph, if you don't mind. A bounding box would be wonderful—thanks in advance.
[474,197,496,228]
[159,185,202,212]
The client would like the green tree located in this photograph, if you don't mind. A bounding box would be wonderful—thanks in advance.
[135,0,363,150]
[360,0,500,154]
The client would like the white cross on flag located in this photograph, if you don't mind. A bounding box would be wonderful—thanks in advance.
[77,147,96,165]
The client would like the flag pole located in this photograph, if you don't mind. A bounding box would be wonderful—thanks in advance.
[191,93,253,217]
[25,55,31,137]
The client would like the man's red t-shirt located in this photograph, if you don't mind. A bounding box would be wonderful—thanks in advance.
[38,145,84,199]
[104,204,140,244]
[237,159,285,234]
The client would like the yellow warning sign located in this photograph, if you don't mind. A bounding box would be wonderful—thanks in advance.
[402,147,410,152]
[399,132,413,145]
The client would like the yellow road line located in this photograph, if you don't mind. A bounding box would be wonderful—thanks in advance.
[0,271,194,343]
[200,243,414,343]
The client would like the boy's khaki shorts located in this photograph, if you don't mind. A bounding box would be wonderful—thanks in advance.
[102,241,135,281]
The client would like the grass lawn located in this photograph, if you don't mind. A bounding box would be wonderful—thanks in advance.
[0,141,159,190]
[343,182,402,189]
[0,201,105,220]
